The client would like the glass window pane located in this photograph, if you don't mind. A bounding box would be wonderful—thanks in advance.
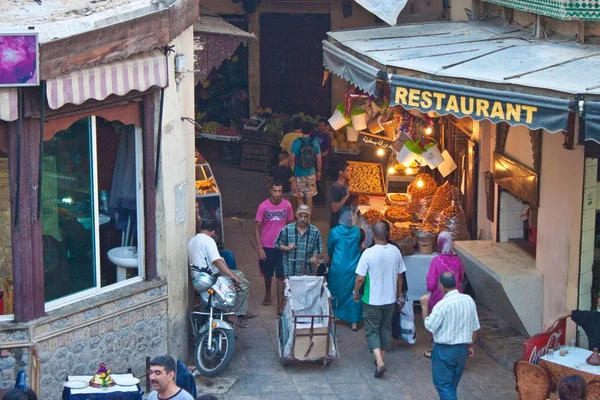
[42,117,97,301]
[0,144,12,316]
[97,119,140,286]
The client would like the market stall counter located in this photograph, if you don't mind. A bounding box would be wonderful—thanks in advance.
[356,198,434,302]
[353,173,473,303]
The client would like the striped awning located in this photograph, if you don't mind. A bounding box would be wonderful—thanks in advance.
[0,89,18,122]
[46,49,168,110]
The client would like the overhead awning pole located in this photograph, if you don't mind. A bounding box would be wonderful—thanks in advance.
[154,88,165,189]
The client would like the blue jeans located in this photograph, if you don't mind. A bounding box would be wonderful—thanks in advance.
[432,343,468,400]
[220,250,236,270]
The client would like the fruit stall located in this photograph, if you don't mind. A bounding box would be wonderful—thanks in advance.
[195,153,225,242]
[195,107,332,171]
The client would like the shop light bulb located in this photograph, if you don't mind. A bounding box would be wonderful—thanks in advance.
[61,197,73,204]
[388,167,395,174]
[406,167,413,175]
[377,148,385,156]
[425,127,433,135]
[416,180,424,188]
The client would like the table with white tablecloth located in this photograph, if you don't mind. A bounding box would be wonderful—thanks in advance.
[540,347,600,386]
[62,374,142,400]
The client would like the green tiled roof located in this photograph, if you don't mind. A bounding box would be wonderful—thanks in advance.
[483,0,600,20]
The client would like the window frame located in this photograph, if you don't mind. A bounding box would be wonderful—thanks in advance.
[42,116,146,312]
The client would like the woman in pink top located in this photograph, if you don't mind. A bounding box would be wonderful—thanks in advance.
[421,232,465,358]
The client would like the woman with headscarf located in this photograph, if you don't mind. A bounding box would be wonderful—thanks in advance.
[421,231,465,358]
[327,209,363,331]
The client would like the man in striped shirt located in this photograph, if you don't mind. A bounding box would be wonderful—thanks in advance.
[425,272,480,400]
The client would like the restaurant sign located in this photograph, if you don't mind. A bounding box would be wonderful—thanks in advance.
[390,75,573,133]
[357,132,395,150]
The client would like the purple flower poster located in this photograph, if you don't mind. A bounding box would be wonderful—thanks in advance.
[0,33,39,87]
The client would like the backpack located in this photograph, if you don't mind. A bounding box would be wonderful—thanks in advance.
[298,138,316,170]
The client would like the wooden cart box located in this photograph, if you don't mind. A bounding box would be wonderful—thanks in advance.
[293,327,330,361]
[347,161,387,197]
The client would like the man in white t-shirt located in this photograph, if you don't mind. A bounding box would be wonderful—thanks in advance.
[353,221,406,378]
[188,220,256,328]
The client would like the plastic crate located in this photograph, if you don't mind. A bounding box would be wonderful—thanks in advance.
[240,158,271,172]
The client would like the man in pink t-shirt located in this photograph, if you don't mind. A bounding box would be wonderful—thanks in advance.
[255,181,294,310]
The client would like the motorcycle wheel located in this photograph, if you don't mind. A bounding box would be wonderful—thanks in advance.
[194,327,235,377]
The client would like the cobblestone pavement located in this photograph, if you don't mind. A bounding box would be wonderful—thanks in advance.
[199,161,517,400]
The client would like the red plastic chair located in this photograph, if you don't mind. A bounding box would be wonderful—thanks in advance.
[522,319,566,365]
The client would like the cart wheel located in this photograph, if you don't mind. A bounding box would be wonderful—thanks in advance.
[280,356,289,367]
[323,359,330,367]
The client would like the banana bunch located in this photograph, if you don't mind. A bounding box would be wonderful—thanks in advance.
[255,107,273,117]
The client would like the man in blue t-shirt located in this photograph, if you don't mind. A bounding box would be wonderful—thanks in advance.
[289,121,322,218]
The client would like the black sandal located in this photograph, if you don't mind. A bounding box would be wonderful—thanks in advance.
[374,365,387,378]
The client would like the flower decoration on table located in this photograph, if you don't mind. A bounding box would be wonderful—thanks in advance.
[89,363,115,388]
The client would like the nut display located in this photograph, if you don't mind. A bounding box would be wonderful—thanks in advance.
[389,225,411,241]
[385,206,411,223]
[358,196,370,205]
[362,209,384,225]
[424,182,459,225]
[390,193,410,203]
[348,162,385,195]
[407,173,438,200]
[420,223,439,235]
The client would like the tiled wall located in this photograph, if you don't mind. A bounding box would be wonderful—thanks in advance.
[0,281,168,399]
[579,158,598,349]
[0,346,29,390]
[498,191,525,243]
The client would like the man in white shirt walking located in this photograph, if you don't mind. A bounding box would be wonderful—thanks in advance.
[425,272,480,400]
[353,221,405,378]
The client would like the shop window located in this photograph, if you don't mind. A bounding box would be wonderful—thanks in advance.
[42,116,144,305]
[0,143,12,318]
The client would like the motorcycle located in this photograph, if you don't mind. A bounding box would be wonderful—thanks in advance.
[189,266,237,377]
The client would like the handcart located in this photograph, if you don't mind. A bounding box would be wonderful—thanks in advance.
[275,275,338,366]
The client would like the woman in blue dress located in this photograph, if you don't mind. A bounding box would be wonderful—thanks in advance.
[327,210,363,331]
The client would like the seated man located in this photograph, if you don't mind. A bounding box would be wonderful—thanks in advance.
[196,201,236,270]
[187,219,256,328]
[547,294,600,350]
